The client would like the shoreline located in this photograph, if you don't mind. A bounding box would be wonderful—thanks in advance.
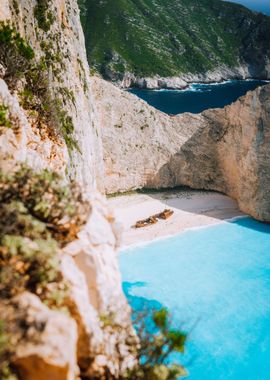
[115,65,270,90]
[119,214,248,252]
[122,77,270,91]
[134,78,270,91]
[108,189,246,249]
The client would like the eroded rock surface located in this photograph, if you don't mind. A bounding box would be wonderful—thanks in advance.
[1,292,78,380]
[0,0,104,191]
[92,77,270,221]
[0,79,68,175]
[0,1,136,379]
[62,193,137,378]
[168,86,270,221]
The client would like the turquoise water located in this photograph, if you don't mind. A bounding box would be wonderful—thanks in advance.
[120,218,270,379]
[129,80,268,115]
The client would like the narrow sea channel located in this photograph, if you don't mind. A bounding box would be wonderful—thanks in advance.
[129,80,268,114]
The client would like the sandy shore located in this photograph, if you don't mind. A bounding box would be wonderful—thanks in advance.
[108,189,245,247]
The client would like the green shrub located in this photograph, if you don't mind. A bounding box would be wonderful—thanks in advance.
[0,22,34,60]
[0,320,18,380]
[0,21,34,88]
[0,166,90,300]
[0,166,91,377]
[0,166,91,243]
[127,308,187,380]
[0,21,79,153]
[0,104,11,128]
[34,0,54,32]
[0,219,60,299]
[99,308,187,380]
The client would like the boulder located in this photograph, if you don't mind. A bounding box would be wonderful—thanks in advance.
[1,292,78,380]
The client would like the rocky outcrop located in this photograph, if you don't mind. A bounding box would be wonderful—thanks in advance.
[61,192,137,378]
[92,77,270,222]
[91,76,195,193]
[1,292,78,380]
[166,86,270,222]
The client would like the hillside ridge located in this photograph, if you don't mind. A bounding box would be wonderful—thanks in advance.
[80,0,270,88]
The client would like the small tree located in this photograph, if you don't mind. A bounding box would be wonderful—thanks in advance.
[126,308,187,380]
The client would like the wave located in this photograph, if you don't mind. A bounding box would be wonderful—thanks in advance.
[129,78,269,95]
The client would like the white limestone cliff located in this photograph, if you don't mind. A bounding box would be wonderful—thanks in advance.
[0,0,103,191]
[92,76,270,222]
[0,1,136,379]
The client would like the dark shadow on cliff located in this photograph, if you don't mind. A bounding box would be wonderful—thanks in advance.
[140,184,243,222]
[141,83,270,228]
[139,186,270,233]
[138,108,248,225]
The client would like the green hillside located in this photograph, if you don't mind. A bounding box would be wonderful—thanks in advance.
[79,0,270,80]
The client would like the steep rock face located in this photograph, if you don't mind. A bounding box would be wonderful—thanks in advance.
[91,77,196,193]
[1,0,104,191]
[0,1,136,378]
[92,77,270,221]
[0,78,68,175]
[170,87,270,222]
[62,192,137,378]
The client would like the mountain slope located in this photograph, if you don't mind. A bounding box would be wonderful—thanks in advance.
[80,0,270,84]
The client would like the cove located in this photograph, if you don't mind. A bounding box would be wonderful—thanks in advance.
[120,217,270,379]
[129,80,268,115]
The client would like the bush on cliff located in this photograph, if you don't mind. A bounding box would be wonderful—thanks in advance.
[0,22,79,152]
[0,21,34,89]
[100,307,187,380]
[0,166,91,380]
[128,308,187,380]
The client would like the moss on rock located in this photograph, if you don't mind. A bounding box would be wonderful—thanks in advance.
[34,0,54,32]
[0,104,11,128]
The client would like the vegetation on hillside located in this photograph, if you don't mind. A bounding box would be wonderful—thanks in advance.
[80,0,270,80]
[0,21,80,153]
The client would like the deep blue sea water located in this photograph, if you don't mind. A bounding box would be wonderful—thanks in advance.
[129,80,268,115]
[226,0,270,15]
[120,218,270,380]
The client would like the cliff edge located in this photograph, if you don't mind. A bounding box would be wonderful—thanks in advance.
[0,1,136,379]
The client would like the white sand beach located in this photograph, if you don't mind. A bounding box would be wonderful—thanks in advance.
[108,189,245,247]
